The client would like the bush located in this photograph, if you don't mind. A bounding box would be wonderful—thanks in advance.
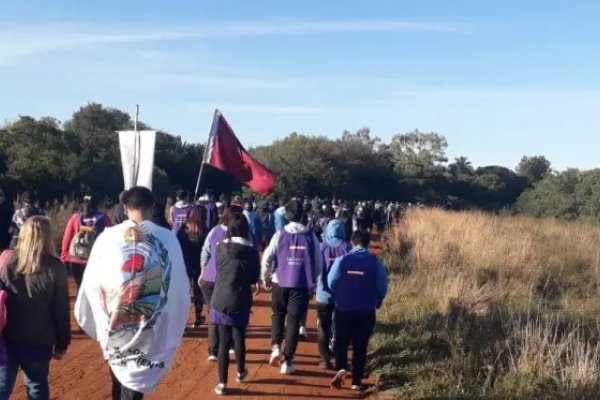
[371,209,600,399]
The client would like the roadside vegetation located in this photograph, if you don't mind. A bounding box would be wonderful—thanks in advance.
[372,209,600,399]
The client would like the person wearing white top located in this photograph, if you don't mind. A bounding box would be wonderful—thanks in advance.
[75,187,190,399]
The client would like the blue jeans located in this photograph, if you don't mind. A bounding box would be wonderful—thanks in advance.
[0,358,50,400]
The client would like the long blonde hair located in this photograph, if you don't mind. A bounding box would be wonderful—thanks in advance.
[16,216,56,275]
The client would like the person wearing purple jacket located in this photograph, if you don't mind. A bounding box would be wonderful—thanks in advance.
[197,189,219,231]
[170,190,194,235]
[329,230,388,392]
[316,219,352,370]
[261,200,323,375]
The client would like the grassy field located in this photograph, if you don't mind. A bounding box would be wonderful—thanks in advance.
[372,209,600,400]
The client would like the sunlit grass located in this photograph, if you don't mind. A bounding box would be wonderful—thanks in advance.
[372,209,600,399]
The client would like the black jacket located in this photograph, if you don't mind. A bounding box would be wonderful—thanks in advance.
[177,229,207,279]
[0,253,71,351]
[210,240,260,314]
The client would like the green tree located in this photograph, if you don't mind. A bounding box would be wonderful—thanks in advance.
[341,127,381,149]
[516,155,551,183]
[0,116,80,198]
[474,166,528,209]
[389,130,448,177]
[448,156,475,180]
[516,169,581,220]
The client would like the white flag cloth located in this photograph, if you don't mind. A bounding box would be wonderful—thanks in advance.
[75,220,190,394]
[118,130,156,190]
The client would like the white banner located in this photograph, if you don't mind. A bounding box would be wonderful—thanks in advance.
[118,130,156,190]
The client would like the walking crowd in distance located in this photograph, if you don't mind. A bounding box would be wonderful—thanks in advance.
[0,187,402,399]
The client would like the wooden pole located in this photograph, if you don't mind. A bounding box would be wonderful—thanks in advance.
[132,104,140,187]
[194,110,218,200]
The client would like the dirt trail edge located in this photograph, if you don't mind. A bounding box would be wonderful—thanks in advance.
[13,234,385,400]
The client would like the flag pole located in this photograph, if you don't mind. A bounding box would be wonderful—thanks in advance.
[194,141,210,200]
[132,104,140,188]
[194,109,218,200]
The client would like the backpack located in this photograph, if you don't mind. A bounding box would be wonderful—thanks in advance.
[0,249,13,333]
[0,250,10,366]
[69,214,103,259]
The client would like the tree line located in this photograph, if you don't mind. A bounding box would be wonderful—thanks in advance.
[1,102,598,222]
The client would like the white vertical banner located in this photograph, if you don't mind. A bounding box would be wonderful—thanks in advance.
[118,130,156,190]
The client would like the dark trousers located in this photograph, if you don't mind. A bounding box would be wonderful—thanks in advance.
[190,274,204,323]
[199,280,218,356]
[316,302,335,360]
[217,324,246,384]
[0,356,50,400]
[68,262,86,290]
[334,311,375,386]
[271,284,310,361]
[110,368,143,400]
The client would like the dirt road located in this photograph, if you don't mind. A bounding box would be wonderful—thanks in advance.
[12,237,385,400]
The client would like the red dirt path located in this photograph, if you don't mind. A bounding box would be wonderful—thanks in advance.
[12,236,386,400]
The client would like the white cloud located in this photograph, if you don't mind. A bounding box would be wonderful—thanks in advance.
[184,103,324,115]
[144,73,300,89]
[0,19,461,65]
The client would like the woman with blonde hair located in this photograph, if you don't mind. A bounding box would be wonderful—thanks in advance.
[0,216,70,400]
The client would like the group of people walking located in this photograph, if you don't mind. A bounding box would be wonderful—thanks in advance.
[0,187,389,399]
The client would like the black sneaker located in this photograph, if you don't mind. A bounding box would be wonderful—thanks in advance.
[236,368,249,383]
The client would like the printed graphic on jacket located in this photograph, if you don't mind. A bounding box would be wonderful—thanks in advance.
[103,224,171,350]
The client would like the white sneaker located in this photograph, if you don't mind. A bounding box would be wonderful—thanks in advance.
[351,384,363,391]
[207,355,218,362]
[330,369,347,389]
[229,348,235,356]
[269,345,281,367]
[214,383,226,395]
[280,361,295,374]
[236,368,249,383]
[299,326,308,340]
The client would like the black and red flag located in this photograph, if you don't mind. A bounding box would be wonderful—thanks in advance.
[197,110,275,196]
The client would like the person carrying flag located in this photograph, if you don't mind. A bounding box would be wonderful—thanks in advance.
[261,200,323,374]
[196,189,219,231]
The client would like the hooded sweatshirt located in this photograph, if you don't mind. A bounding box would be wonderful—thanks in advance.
[316,219,351,304]
[260,222,323,289]
[196,195,218,231]
[170,201,193,234]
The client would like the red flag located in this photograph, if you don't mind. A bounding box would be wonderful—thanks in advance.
[203,110,275,195]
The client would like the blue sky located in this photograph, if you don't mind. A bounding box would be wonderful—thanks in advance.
[1,0,599,170]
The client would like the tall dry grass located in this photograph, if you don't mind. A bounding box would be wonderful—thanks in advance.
[384,208,600,315]
[374,209,600,399]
